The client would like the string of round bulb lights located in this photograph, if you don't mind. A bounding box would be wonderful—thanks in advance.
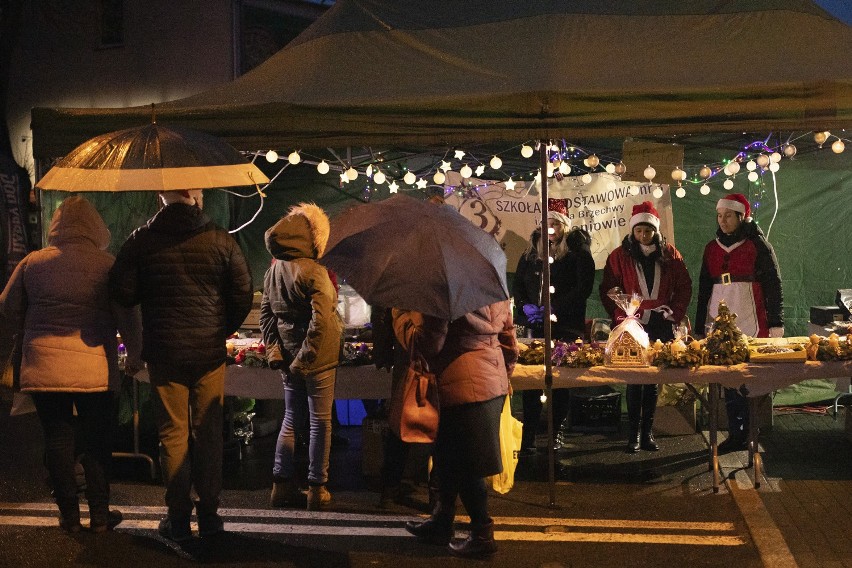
[255,130,848,202]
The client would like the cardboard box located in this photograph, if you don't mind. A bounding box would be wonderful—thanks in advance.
[361,417,430,481]
[810,305,844,326]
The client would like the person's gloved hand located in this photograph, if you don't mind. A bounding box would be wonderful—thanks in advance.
[523,304,545,325]
[768,327,784,338]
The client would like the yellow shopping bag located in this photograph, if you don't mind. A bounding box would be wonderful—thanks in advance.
[488,395,523,494]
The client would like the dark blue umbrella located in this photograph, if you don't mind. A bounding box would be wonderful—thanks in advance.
[322,194,509,320]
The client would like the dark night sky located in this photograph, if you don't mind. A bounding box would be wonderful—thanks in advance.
[812,0,852,24]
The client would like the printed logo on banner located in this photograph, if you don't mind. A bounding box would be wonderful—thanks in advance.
[444,172,673,271]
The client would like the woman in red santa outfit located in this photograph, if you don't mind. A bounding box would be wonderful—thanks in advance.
[600,201,692,453]
[695,193,783,453]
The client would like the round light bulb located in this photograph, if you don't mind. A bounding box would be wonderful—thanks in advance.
[581,173,592,184]
[614,162,627,176]
[768,162,780,173]
[770,152,782,163]
[433,171,446,184]
[629,185,640,196]
[700,184,711,195]
[723,165,733,176]
[675,186,686,198]
[699,165,712,179]
[373,170,386,184]
[671,168,685,181]
[643,165,656,181]
[748,171,759,182]
[489,155,502,170]
[727,161,741,175]
[265,150,279,163]
[605,163,616,174]
[288,151,301,165]
[520,145,534,158]
[831,139,845,154]
[746,160,757,171]
[316,160,329,175]
[782,144,797,158]
[546,162,555,177]
[558,162,571,175]
[652,187,663,199]
[723,179,734,190]
[459,164,473,178]
[345,167,358,181]
[403,171,416,185]
[814,131,829,146]
[756,154,770,168]
[583,158,590,167]
[587,154,600,168]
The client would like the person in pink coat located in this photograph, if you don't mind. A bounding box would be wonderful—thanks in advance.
[600,201,692,453]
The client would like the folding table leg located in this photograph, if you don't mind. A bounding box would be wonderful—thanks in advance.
[747,395,761,489]
[112,375,157,480]
[708,383,720,493]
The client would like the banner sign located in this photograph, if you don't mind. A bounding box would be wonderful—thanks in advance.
[444,172,672,271]
[0,155,31,286]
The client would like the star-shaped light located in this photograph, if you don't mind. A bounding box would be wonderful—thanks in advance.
[440,160,452,172]
[454,150,466,160]
[339,172,349,184]
[475,165,485,177]
[415,177,428,189]
[388,181,399,193]
[504,178,516,191]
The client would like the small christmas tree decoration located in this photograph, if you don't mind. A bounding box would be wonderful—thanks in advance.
[705,301,750,365]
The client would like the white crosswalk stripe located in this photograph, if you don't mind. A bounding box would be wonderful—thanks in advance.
[0,502,746,546]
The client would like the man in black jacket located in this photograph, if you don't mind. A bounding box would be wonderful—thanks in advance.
[109,189,252,543]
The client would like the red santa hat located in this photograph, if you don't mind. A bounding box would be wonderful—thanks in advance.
[629,201,660,231]
[716,193,751,220]
[546,199,571,229]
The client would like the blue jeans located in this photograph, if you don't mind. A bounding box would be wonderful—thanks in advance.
[273,368,336,485]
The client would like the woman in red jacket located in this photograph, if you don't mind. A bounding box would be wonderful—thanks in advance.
[600,201,692,453]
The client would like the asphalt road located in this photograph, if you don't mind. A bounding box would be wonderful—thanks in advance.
[0,395,764,567]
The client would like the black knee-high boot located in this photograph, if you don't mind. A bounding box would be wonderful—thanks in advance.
[625,385,642,453]
[405,489,456,545]
[640,385,659,451]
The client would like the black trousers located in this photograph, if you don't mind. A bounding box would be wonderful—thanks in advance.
[31,391,115,522]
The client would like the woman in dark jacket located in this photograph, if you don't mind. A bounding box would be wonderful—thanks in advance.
[600,201,692,453]
[397,300,518,559]
[261,203,343,511]
[513,211,595,454]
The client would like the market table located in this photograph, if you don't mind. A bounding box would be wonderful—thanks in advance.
[127,360,852,490]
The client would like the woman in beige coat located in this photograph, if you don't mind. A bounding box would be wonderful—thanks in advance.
[396,300,517,558]
[0,195,141,533]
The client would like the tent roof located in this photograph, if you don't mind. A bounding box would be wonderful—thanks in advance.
[32,0,852,157]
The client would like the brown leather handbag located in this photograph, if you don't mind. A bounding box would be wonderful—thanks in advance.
[389,356,439,443]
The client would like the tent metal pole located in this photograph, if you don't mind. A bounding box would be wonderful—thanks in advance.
[539,141,556,508]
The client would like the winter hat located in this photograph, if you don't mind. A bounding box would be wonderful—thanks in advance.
[629,201,660,231]
[716,193,751,220]
[160,189,203,208]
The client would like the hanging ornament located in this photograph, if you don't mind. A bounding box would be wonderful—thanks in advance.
[814,131,830,146]
[643,165,656,181]
[699,165,712,179]
[558,162,571,175]
[546,162,555,177]
[520,145,534,158]
[756,154,770,168]
[769,152,782,163]
[727,161,740,175]
[373,170,386,184]
[475,165,485,177]
[675,186,686,198]
[345,167,358,181]
[629,185,640,196]
[288,151,301,165]
[388,181,399,193]
[700,184,711,195]
[652,186,663,199]
[723,179,734,190]
[459,164,473,178]
[768,162,780,173]
[581,173,592,184]
[671,168,685,182]
[505,178,516,191]
[316,160,330,175]
[433,171,446,185]
[605,163,616,174]
[614,162,627,176]
[489,155,502,170]
[831,139,846,154]
[403,171,416,185]
[746,160,757,171]
[265,150,279,163]
[782,144,797,158]
[416,178,428,189]
[586,154,600,168]
[748,171,759,182]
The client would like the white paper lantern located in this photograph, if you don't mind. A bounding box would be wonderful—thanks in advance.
[700,184,711,195]
[403,171,416,185]
[433,171,446,184]
[373,170,386,184]
[489,155,502,170]
[643,166,656,181]
[605,163,616,174]
[459,164,473,178]
[558,162,571,175]
[520,145,534,158]
[770,152,782,163]
[288,151,301,165]
[581,173,592,184]
[316,160,329,174]
[768,162,780,173]
[652,186,663,199]
[748,171,759,182]
[727,161,740,175]
[746,160,757,171]
[265,150,279,163]
[345,167,358,181]
[723,179,734,190]
[675,186,686,198]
